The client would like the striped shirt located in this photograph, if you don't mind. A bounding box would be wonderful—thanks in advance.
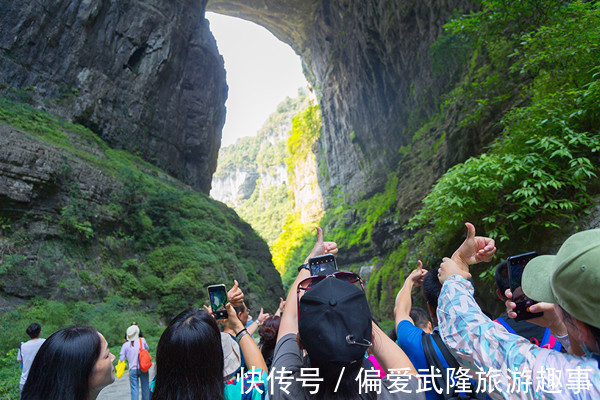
[437,275,600,400]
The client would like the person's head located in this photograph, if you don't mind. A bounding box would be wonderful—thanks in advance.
[126,324,139,346]
[21,326,115,400]
[422,266,443,325]
[258,315,281,361]
[152,308,225,400]
[410,306,433,333]
[298,276,373,399]
[233,303,249,326]
[523,229,600,357]
[494,260,510,301]
[26,323,42,339]
[387,326,397,342]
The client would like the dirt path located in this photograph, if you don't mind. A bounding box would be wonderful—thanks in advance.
[97,365,156,400]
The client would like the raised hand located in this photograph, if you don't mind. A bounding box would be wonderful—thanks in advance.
[408,260,427,287]
[438,257,472,284]
[304,227,338,263]
[257,307,270,324]
[225,302,245,334]
[276,297,286,315]
[504,289,567,335]
[451,222,496,269]
[227,279,244,306]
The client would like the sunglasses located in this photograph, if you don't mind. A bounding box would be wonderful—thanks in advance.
[296,271,365,312]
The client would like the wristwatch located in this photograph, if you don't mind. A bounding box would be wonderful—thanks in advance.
[297,263,309,272]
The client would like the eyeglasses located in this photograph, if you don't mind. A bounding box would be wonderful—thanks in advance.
[296,271,364,311]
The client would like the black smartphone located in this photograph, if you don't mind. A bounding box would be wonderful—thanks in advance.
[507,251,543,321]
[207,284,228,320]
[308,254,337,276]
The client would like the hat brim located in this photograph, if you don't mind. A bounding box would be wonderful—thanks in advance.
[522,255,557,303]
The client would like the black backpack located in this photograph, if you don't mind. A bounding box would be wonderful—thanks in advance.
[421,331,487,400]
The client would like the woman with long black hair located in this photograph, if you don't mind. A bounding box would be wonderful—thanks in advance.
[151,301,268,400]
[21,325,116,400]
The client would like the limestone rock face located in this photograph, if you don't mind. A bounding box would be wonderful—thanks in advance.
[208,0,474,200]
[211,169,260,207]
[0,0,226,193]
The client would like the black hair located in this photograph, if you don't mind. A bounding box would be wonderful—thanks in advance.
[422,266,443,308]
[21,326,101,400]
[26,323,41,339]
[258,315,280,369]
[494,260,510,299]
[152,309,225,400]
[410,306,431,331]
[559,306,600,354]
[233,304,246,315]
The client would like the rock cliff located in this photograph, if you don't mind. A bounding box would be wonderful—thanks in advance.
[0,114,283,313]
[208,0,475,201]
[0,0,226,193]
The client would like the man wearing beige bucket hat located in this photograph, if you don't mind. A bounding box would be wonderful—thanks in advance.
[437,223,600,399]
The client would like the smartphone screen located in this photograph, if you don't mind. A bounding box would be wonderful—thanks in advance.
[308,254,337,276]
[207,284,228,319]
[507,251,542,321]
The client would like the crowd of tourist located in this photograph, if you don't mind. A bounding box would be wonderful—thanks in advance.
[15,224,600,399]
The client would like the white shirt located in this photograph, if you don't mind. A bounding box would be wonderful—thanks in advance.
[17,338,46,386]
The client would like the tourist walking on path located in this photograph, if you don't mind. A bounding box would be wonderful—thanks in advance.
[17,323,46,395]
[120,325,150,400]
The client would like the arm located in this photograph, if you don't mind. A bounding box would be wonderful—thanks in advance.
[371,321,419,377]
[438,272,542,394]
[277,227,338,341]
[393,261,426,327]
[226,303,268,372]
[247,308,270,336]
[277,265,311,340]
[119,343,126,362]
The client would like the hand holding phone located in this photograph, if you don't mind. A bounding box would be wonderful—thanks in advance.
[507,252,542,321]
[308,254,338,276]
[207,284,228,320]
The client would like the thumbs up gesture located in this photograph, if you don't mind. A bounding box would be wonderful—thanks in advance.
[303,227,338,263]
[227,279,244,307]
[451,222,496,270]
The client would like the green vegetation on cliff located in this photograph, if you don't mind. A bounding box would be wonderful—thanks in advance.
[0,89,282,397]
[273,0,600,319]
[408,0,600,261]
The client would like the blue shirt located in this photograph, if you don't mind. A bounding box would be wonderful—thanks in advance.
[396,320,446,400]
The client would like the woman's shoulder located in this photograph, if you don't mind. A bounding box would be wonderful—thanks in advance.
[224,368,268,400]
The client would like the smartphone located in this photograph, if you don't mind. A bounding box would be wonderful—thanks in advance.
[507,251,543,321]
[207,284,228,320]
[308,254,337,276]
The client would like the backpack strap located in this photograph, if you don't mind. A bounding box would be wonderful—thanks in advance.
[138,337,142,367]
[428,332,482,399]
[422,332,453,400]
[540,328,562,352]
[493,317,517,335]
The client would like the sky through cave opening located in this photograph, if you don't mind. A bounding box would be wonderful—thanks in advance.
[205,12,308,148]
